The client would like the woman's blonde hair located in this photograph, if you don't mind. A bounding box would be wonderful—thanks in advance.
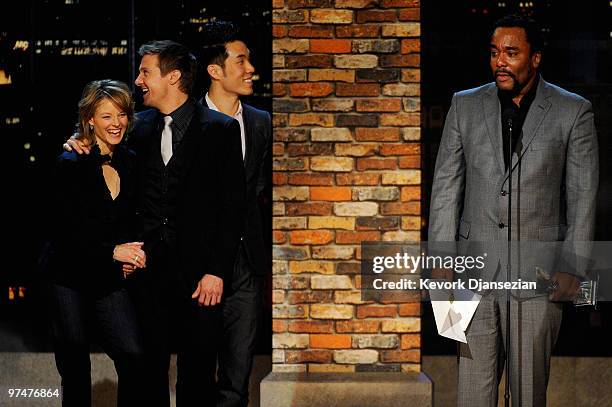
[76,79,135,146]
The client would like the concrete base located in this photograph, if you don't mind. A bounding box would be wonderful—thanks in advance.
[260,372,433,407]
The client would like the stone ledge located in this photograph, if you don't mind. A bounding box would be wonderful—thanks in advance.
[260,372,432,407]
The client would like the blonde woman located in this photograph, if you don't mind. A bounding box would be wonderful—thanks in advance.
[42,79,146,406]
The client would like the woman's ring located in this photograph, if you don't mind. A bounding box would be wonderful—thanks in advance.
[134,255,139,262]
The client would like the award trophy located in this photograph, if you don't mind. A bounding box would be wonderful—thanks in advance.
[573,276,598,307]
[535,267,598,308]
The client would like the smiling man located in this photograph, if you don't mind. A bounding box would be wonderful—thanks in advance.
[199,21,271,407]
[428,14,598,407]
[129,40,245,407]
[66,40,246,407]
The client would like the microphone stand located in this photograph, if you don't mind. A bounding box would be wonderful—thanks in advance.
[504,115,513,407]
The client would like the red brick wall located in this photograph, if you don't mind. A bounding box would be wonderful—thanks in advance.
[272,0,422,373]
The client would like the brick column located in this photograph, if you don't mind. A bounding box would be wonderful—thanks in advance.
[271,0,422,375]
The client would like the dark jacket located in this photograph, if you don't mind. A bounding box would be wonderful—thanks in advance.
[128,103,246,292]
[41,144,139,294]
[237,103,271,276]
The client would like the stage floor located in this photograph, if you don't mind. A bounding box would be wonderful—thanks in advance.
[1,353,610,406]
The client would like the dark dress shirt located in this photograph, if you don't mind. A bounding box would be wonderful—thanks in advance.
[168,97,196,153]
[498,75,539,169]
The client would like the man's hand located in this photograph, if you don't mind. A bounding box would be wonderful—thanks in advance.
[63,136,91,155]
[191,274,223,306]
[549,272,580,301]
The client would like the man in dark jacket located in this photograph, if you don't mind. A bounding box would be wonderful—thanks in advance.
[67,40,246,407]
[199,21,271,407]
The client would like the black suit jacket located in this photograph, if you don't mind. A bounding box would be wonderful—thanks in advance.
[203,101,271,276]
[128,103,246,291]
[41,145,139,294]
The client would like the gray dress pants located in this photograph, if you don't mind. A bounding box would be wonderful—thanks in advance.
[457,293,562,407]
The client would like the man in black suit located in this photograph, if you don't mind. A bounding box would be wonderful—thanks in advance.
[67,41,245,407]
[199,22,271,407]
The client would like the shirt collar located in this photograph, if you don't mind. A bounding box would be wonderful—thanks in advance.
[205,92,243,118]
[498,74,540,110]
[166,97,196,133]
[521,74,539,108]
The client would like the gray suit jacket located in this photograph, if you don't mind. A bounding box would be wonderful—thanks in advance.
[428,77,598,283]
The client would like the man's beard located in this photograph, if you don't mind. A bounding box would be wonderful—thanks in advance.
[495,68,532,96]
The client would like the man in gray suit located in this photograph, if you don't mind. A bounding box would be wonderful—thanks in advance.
[428,14,598,407]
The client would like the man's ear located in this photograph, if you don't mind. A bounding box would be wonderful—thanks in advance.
[168,69,182,86]
[207,64,223,81]
[532,51,542,70]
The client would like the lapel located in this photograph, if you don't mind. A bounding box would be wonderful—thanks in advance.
[204,96,249,170]
[513,78,551,162]
[174,105,205,190]
[241,104,254,172]
[504,77,552,179]
[132,109,162,165]
[482,78,553,180]
[482,84,505,175]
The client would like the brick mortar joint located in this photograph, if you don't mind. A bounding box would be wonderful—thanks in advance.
[271,3,423,369]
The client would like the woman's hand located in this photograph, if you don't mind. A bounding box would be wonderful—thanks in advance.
[113,242,146,270]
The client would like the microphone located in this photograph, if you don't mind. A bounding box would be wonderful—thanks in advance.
[502,108,518,169]
[501,106,517,407]
[503,107,517,137]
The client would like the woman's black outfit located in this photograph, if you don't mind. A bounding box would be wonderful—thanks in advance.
[40,144,145,407]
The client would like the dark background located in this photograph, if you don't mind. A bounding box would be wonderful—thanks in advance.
[421,0,612,356]
[0,0,271,352]
[2,0,610,359]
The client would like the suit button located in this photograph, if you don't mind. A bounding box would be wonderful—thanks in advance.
[500,190,507,196]
[498,222,505,229]
[162,218,168,225]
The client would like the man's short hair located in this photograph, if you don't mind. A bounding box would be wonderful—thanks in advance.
[198,21,243,91]
[138,40,197,95]
[490,14,543,54]
[200,21,242,67]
